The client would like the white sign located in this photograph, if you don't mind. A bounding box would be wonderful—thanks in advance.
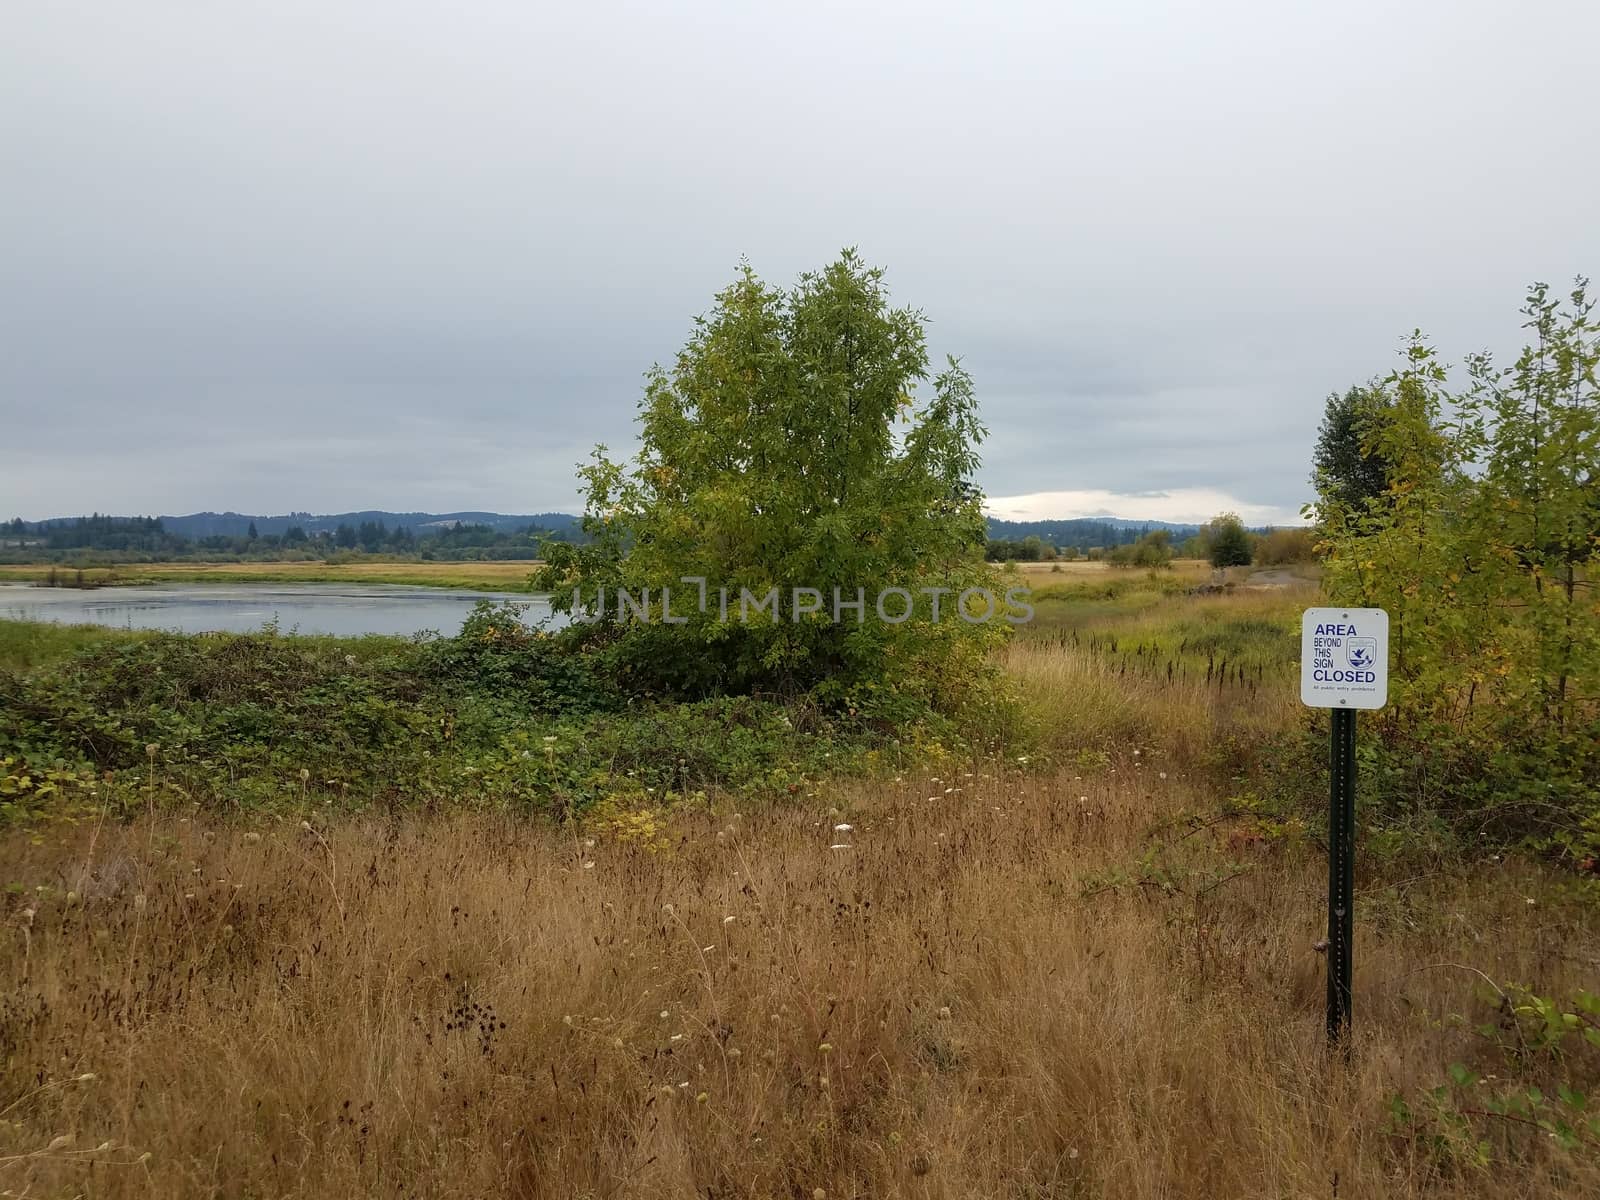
[1301,607,1388,709]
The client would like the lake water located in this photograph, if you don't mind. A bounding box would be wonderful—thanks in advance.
[0,582,563,638]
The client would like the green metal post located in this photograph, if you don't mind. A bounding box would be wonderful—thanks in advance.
[1327,707,1356,1044]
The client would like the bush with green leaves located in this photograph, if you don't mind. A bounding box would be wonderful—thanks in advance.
[1316,280,1599,854]
[0,612,938,822]
[1201,513,1254,569]
[533,250,1010,712]
[1107,529,1174,568]
[1389,983,1600,1167]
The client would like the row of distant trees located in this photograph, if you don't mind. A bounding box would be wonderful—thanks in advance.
[1104,515,1312,569]
[12,513,1313,571]
[986,518,1314,569]
[0,515,568,563]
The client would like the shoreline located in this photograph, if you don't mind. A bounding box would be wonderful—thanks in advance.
[0,559,544,591]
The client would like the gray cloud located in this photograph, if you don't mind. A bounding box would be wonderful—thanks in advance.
[3,0,1596,520]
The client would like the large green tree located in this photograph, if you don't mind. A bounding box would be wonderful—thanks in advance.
[1202,513,1254,568]
[534,251,1006,706]
[1312,384,1397,514]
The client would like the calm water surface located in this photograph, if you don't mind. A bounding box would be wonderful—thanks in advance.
[0,582,562,638]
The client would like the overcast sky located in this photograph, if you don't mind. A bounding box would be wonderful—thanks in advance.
[4,1,1596,525]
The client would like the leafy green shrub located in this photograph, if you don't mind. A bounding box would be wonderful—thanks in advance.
[1390,984,1600,1167]
[414,601,618,711]
[0,615,927,821]
[1318,282,1600,855]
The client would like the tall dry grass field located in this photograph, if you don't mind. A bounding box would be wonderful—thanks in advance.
[3,761,1594,1197]
[3,587,1594,1197]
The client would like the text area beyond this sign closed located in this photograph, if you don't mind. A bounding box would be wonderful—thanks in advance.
[1301,607,1388,710]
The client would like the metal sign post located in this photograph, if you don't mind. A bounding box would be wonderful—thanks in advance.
[1300,608,1388,1046]
[1326,706,1356,1041]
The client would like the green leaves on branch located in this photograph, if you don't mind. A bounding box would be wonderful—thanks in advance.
[1390,984,1600,1167]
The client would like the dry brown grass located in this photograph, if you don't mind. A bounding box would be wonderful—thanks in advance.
[1004,638,1298,763]
[2,588,1592,1196]
[3,759,1594,1197]
[1010,559,1211,581]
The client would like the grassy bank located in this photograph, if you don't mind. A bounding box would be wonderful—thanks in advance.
[0,560,544,590]
[0,620,156,673]
[0,612,925,823]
